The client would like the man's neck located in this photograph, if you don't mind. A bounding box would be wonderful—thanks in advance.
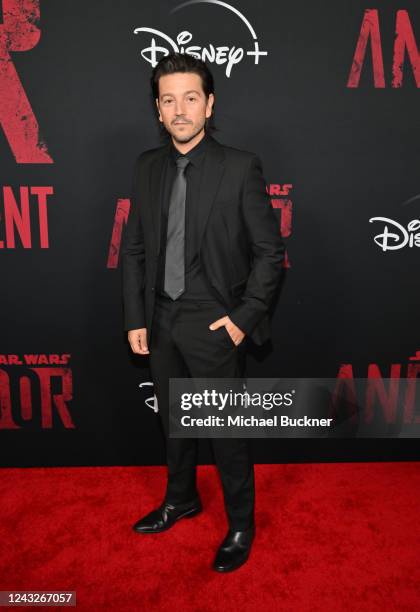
[171,129,206,155]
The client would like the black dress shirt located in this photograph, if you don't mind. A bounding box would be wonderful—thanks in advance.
[156,130,218,301]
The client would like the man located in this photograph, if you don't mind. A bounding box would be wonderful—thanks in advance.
[121,52,285,572]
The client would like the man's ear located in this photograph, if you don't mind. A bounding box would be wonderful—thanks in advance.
[155,98,162,122]
[206,93,215,119]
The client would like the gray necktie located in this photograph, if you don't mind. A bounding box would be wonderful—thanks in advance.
[164,155,190,299]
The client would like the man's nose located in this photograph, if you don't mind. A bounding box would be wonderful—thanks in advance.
[174,99,186,116]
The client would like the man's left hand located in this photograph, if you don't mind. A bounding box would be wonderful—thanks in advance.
[209,316,245,346]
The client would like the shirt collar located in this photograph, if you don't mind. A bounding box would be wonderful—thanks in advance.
[169,131,210,167]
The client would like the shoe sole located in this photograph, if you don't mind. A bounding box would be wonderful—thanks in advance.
[133,506,202,534]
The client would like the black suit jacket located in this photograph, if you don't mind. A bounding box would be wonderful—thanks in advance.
[121,133,285,346]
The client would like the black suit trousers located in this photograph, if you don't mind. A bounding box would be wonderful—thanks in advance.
[149,294,255,531]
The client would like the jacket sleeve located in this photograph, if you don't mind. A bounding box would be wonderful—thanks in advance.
[121,154,147,331]
[228,154,285,337]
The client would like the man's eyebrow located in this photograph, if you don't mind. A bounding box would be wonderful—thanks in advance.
[161,90,202,97]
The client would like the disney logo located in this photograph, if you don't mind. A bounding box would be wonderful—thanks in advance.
[369,216,420,251]
[133,1,267,78]
[133,28,266,78]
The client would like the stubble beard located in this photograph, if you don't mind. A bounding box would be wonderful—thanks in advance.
[168,120,206,144]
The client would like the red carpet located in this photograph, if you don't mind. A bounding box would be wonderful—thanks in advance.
[1,463,420,611]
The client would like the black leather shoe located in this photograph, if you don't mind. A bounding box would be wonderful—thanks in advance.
[132,497,202,534]
[212,526,255,572]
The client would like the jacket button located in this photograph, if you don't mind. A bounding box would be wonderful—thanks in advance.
[151,287,155,292]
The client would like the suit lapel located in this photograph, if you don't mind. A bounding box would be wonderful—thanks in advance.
[196,136,225,251]
[149,143,170,254]
[148,134,225,255]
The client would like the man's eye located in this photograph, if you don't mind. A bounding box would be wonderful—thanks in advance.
[187,97,197,102]
[163,99,173,104]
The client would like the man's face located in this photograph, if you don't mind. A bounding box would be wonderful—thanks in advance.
[155,72,214,143]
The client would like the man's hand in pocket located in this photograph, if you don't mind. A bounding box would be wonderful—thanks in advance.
[209,316,245,346]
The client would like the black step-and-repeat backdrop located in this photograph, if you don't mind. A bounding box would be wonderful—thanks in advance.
[1,1,420,466]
